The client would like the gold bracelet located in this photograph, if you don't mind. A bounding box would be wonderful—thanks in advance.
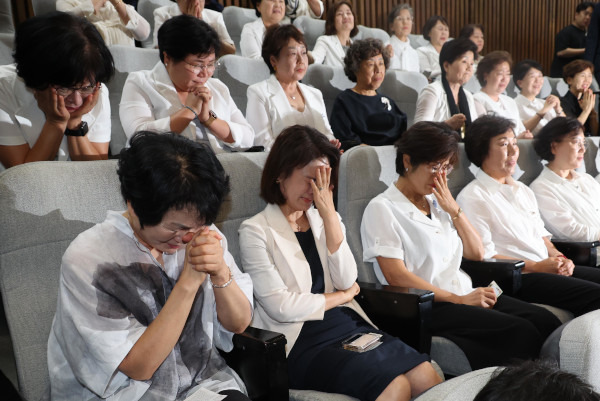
[452,207,463,221]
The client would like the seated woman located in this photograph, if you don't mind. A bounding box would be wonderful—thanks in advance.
[286,0,323,20]
[361,121,561,370]
[414,38,479,134]
[311,1,358,68]
[330,38,407,151]
[246,24,334,151]
[458,24,484,71]
[239,125,441,401]
[513,60,565,135]
[417,15,450,80]
[241,0,287,60]
[473,51,533,139]
[0,11,113,169]
[561,59,598,136]
[48,131,253,400]
[120,15,254,153]
[56,0,150,46]
[152,0,235,55]
[530,117,600,241]
[456,115,600,317]
[386,3,419,73]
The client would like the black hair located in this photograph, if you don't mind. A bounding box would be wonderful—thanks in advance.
[325,1,359,37]
[458,23,485,40]
[158,14,221,64]
[395,121,460,176]
[512,59,543,90]
[439,38,478,77]
[262,24,307,74]
[343,38,390,82]
[576,2,595,13]
[118,131,230,228]
[533,117,584,161]
[464,115,516,167]
[422,15,449,42]
[13,11,114,90]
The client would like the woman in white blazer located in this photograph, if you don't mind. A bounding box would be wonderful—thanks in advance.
[246,25,335,151]
[240,0,287,59]
[239,126,441,401]
[120,15,254,153]
[311,1,358,68]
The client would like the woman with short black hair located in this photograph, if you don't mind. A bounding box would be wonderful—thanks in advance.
[0,11,114,168]
[120,15,254,153]
[311,1,359,68]
[240,125,441,401]
[48,131,254,400]
[458,24,484,67]
[416,15,450,80]
[530,117,600,242]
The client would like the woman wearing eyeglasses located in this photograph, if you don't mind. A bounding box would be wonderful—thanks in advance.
[530,117,600,242]
[361,121,562,370]
[120,15,254,153]
[0,12,114,169]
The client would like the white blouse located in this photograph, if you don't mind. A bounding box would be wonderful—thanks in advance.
[457,169,551,261]
[416,43,441,79]
[387,35,420,73]
[514,94,558,135]
[473,92,527,134]
[361,183,473,296]
[240,18,265,60]
[56,0,150,46]
[119,62,254,153]
[414,80,479,124]
[530,166,600,242]
[311,35,348,68]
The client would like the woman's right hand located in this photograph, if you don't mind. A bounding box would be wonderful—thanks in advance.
[92,0,107,13]
[183,0,202,18]
[517,130,533,139]
[445,113,466,130]
[579,89,596,113]
[458,287,496,309]
[541,95,559,114]
[33,87,69,129]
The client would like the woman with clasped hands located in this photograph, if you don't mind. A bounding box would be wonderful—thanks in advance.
[120,15,254,153]
[239,125,441,401]
[361,121,560,370]
[0,12,113,168]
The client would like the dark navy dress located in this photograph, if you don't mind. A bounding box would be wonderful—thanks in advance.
[287,229,429,400]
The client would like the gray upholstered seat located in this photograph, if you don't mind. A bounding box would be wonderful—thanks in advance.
[222,6,258,56]
[355,25,390,44]
[0,0,14,34]
[414,366,498,401]
[293,15,325,50]
[30,0,55,16]
[137,0,171,49]
[547,77,569,97]
[380,70,428,127]
[408,34,428,49]
[0,32,13,65]
[107,44,160,156]
[463,75,481,95]
[302,63,354,118]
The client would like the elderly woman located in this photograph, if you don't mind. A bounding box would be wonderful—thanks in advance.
[311,1,358,68]
[240,0,287,60]
[473,51,533,139]
[56,0,150,46]
[120,15,254,153]
[530,117,600,241]
[48,131,253,400]
[152,0,235,55]
[386,4,419,72]
[361,121,561,370]
[416,15,450,80]
[330,38,407,151]
[239,125,441,401]
[246,24,334,151]
[456,115,600,317]
[513,60,565,134]
[414,38,479,133]
[0,12,113,169]
[458,24,484,69]
[561,59,598,135]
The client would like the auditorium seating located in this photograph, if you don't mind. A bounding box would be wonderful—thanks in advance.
[380,70,429,126]
[137,0,171,49]
[302,63,354,118]
[30,0,55,16]
[0,33,13,65]
[0,0,14,34]
[222,6,258,56]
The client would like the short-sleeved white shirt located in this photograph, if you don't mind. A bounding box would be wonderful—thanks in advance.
[387,35,420,73]
[473,91,527,134]
[457,169,551,261]
[361,183,473,296]
[530,166,600,242]
[514,94,557,135]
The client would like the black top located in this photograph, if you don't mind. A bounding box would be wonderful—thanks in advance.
[330,89,407,151]
[295,229,325,293]
[560,90,594,135]
[551,24,587,77]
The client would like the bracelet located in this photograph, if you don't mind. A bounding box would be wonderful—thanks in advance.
[452,207,463,221]
[182,105,199,120]
[209,267,233,288]
[536,112,544,118]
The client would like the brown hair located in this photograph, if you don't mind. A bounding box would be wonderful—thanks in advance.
[563,59,594,81]
[325,1,359,37]
[422,15,449,42]
[476,50,512,86]
[261,24,307,74]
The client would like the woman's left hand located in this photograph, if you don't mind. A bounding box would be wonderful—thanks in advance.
[310,165,336,220]
[432,171,460,217]
[190,85,212,122]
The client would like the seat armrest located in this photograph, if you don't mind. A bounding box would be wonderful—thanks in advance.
[221,327,288,401]
[552,240,600,267]
[356,281,434,354]
[460,258,524,295]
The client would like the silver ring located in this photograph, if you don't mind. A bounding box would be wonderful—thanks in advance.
[318,187,324,191]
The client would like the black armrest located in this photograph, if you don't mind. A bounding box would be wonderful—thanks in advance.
[355,281,434,354]
[460,258,524,295]
[552,240,600,267]
[220,326,288,401]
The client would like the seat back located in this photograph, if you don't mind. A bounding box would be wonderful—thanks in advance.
[302,63,354,118]
[30,0,55,16]
[0,32,13,65]
[463,75,481,95]
[355,25,390,44]
[223,6,258,55]
[586,137,600,177]
[381,70,429,127]
[408,34,428,49]
[547,77,569,97]
[214,54,270,113]
[504,75,519,98]
[538,76,553,99]
[0,0,14,34]
[107,45,160,155]
[293,16,325,50]
[137,0,172,48]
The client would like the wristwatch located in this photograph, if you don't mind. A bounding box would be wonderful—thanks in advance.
[202,110,217,127]
[64,121,89,137]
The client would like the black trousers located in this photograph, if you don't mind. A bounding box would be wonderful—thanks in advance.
[429,295,562,370]
[219,390,251,401]
[515,267,600,317]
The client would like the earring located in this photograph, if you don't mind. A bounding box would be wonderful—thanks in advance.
[276,179,281,184]
[405,167,409,172]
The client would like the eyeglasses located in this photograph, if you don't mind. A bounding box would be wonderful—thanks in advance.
[394,16,413,23]
[54,84,97,97]
[569,138,589,150]
[183,60,218,74]
[430,163,454,175]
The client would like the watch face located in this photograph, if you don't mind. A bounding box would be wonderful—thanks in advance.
[209,110,217,119]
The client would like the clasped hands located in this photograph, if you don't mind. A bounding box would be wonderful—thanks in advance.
[182,227,231,287]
